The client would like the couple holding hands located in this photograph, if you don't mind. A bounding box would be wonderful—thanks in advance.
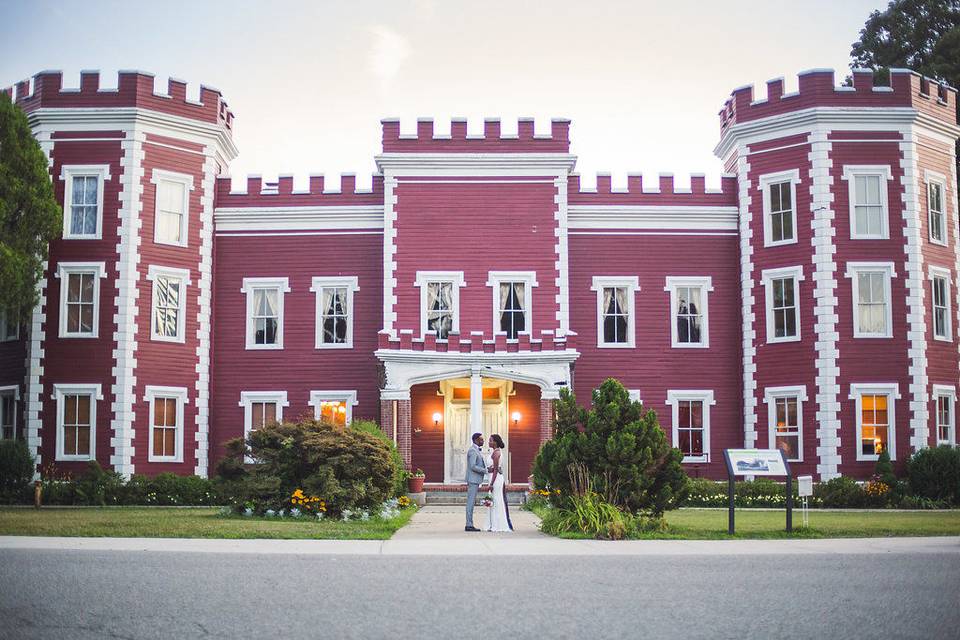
[464,432,513,532]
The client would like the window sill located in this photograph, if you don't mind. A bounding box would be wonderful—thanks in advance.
[56,454,94,462]
[933,336,953,343]
[597,343,635,349]
[928,238,948,247]
[682,456,709,464]
[767,335,802,344]
[148,456,183,464]
[62,234,103,241]
[851,334,893,339]
[671,343,709,349]
[58,333,99,339]
[315,343,354,350]
[151,335,186,344]
[849,234,890,241]
[763,238,798,248]
[245,344,285,351]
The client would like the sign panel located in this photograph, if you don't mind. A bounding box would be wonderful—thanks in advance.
[725,449,788,476]
[797,475,813,497]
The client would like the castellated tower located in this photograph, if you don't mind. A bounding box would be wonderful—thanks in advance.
[2,71,237,478]
[716,68,959,479]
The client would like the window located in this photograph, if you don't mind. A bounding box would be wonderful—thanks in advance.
[60,165,110,240]
[56,262,106,338]
[665,276,712,348]
[761,266,803,343]
[934,385,956,446]
[151,169,193,246]
[148,266,191,343]
[242,277,290,349]
[591,276,639,347]
[0,308,18,342]
[927,172,947,245]
[850,383,899,461]
[842,165,891,239]
[415,271,465,340]
[666,390,715,463]
[487,271,537,340]
[845,262,896,338]
[145,386,187,463]
[54,383,102,461]
[0,386,18,440]
[310,276,359,349]
[929,267,952,341]
[309,391,357,427]
[759,170,800,246]
[764,386,807,462]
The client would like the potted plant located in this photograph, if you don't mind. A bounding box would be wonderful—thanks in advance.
[407,469,425,493]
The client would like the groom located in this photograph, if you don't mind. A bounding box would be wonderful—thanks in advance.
[464,432,491,532]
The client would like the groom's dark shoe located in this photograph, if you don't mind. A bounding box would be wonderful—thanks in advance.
[464,526,481,532]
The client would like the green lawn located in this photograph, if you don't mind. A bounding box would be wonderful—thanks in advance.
[529,505,960,539]
[0,507,416,540]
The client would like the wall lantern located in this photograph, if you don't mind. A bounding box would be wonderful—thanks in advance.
[432,412,442,426]
[511,411,521,426]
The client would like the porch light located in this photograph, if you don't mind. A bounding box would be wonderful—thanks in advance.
[432,412,442,426]
[511,411,521,425]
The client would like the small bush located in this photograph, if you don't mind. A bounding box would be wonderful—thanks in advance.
[350,419,406,497]
[907,446,960,505]
[0,440,34,503]
[540,492,630,539]
[72,461,126,506]
[815,476,866,508]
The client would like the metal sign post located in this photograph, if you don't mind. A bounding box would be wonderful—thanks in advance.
[723,448,794,535]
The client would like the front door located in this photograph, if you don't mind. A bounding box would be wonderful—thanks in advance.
[445,405,471,483]
[482,405,508,483]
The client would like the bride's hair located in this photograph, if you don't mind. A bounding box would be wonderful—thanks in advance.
[489,434,505,449]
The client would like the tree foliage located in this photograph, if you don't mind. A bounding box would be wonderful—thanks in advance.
[0,94,61,324]
[532,378,688,516]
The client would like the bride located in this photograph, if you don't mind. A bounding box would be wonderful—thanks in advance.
[484,434,513,532]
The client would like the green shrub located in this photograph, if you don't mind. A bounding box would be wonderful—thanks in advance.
[350,419,406,497]
[72,461,125,506]
[907,446,960,505]
[0,440,34,503]
[540,492,630,539]
[814,476,866,508]
[532,379,688,516]
[874,451,897,487]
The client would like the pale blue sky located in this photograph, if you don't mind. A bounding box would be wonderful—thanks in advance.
[1,0,887,189]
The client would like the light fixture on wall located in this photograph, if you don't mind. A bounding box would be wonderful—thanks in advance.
[511,411,521,426]
[432,412,442,426]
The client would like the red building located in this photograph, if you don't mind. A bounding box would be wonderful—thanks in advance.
[1,68,957,484]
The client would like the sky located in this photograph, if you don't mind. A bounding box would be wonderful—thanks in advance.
[0,0,889,191]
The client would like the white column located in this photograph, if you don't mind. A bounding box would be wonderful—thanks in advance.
[470,370,483,436]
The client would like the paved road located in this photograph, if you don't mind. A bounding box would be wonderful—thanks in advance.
[2,543,958,639]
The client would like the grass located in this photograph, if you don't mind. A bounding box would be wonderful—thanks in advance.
[527,503,960,540]
[0,506,417,540]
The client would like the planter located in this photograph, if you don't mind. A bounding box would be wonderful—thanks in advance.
[407,476,425,493]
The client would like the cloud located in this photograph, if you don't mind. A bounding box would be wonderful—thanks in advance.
[368,25,411,88]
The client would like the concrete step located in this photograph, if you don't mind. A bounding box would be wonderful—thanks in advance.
[425,491,527,506]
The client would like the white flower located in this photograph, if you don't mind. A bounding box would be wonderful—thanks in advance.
[290,508,302,518]
[243,508,253,517]
[316,512,325,521]
[265,509,276,517]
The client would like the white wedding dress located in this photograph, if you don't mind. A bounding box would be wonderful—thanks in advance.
[484,452,513,532]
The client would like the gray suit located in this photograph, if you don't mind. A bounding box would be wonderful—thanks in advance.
[465,445,487,527]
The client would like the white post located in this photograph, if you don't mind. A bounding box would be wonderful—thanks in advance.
[470,370,483,438]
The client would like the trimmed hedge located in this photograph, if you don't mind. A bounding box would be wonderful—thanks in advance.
[907,446,960,505]
[37,462,224,506]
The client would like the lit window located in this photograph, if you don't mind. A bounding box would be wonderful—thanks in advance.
[309,391,357,427]
[762,266,803,343]
[0,309,18,342]
[311,277,359,349]
[765,386,806,462]
[415,271,465,340]
[0,386,17,440]
[843,165,891,240]
[665,276,712,348]
[60,165,110,240]
[845,262,895,338]
[592,276,638,347]
[667,390,714,463]
[929,267,952,341]
[148,266,191,343]
[850,383,898,461]
[54,383,102,461]
[145,386,187,463]
[927,173,947,245]
[56,262,106,338]
[759,170,800,247]
[487,272,537,340]
[151,170,193,247]
[242,278,290,349]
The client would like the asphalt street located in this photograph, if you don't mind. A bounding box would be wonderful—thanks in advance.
[1,547,958,639]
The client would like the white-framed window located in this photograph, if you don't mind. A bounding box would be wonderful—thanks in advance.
[933,385,956,446]
[842,165,892,239]
[926,171,947,246]
[56,262,107,339]
[761,266,804,343]
[759,169,800,247]
[665,276,712,348]
[147,266,191,343]
[764,385,807,462]
[666,389,715,463]
[151,169,194,247]
[850,383,899,462]
[310,276,359,349]
[53,383,102,461]
[0,308,18,342]
[929,266,952,342]
[60,165,111,240]
[144,385,188,463]
[591,276,639,347]
[415,271,466,340]
[0,385,18,440]
[309,390,358,427]
[844,262,896,338]
[239,391,289,440]
[487,271,537,340]
[628,389,642,403]
[242,277,290,349]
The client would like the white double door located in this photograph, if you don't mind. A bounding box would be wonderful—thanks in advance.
[445,404,508,484]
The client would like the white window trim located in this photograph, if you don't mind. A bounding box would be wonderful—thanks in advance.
[239,391,290,461]
[52,383,103,462]
[849,382,900,462]
[628,389,642,403]
[666,389,715,463]
[0,308,18,342]
[310,276,359,349]
[841,165,893,240]
[60,165,111,240]
[763,385,808,462]
[933,384,957,446]
[928,265,953,342]
[414,271,466,340]
[0,384,20,440]
[925,170,948,247]
[758,169,801,247]
[761,266,805,344]
[55,262,107,339]
[241,277,290,350]
[150,169,194,248]
[144,385,188,463]
[486,271,538,340]
[308,390,358,425]
[147,265,192,344]
[664,276,713,348]
[591,276,639,348]
[844,261,897,339]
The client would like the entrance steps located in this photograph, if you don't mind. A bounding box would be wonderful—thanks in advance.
[424,484,529,506]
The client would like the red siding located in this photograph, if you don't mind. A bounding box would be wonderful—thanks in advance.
[507,383,541,482]
[410,382,444,482]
